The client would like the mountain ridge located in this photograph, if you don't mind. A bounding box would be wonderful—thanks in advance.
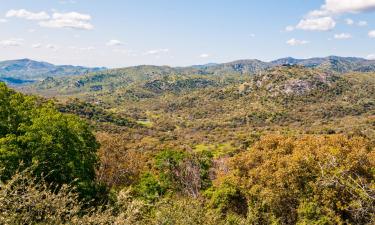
[0,58,106,85]
[3,56,375,87]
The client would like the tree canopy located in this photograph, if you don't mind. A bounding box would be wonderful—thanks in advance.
[0,83,99,196]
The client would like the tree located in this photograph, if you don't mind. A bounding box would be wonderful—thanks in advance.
[0,83,99,198]
[154,149,213,197]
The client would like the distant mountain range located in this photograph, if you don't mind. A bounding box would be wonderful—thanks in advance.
[22,55,375,100]
[203,56,375,75]
[0,58,106,85]
[2,56,375,86]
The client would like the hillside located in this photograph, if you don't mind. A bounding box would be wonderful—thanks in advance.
[4,63,375,224]
[0,58,106,85]
[26,64,375,138]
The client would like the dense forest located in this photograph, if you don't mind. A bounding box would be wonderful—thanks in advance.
[1,63,375,224]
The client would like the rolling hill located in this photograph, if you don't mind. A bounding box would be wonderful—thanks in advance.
[5,56,375,88]
[0,58,106,85]
[25,56,375,98]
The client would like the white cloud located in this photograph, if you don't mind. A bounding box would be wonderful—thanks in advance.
[6,9,93,30]
[39,12,93,30]
[6,9,49,20]
[0,18,7,23]
[286,38,309,46]
[334,33,352,39]
[369,30,375,38]
[85,46,95,50]
[70,46,95,51]
[0,38,23,47]
[285,25,295,32]
[59,0,77,4]
[345,18,354,25]
[53,12,91,21]
[145,48,169,55]
[367,54,375,60]
[345,19,367,26]
[296,17,336,31]
[106,39,124,46]
[345,19,368,26]
[199,53,210,58]
[323,0,375,14]
[308,10,330,18]
[309,0,375,16]
[31,43,42,48]
[46,44,59,51]
[358,20,368,26]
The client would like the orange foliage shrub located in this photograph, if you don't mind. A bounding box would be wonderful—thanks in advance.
[226,135,375,224]
[96,132,149,188]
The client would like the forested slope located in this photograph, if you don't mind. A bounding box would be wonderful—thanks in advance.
[1,63,374,224]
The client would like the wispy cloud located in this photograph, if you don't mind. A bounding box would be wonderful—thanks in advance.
[31,43,42,48]
[6,9,49,20]
[113,49,138,56]
[345,18,354,25]
[369,30,375,38]
[345,18,368,27]
[358,20,368,26]
[285,25,295,32]
[199,53,210,58]
[106,40,124,46]
[59,0,77,4]
[70,46,95,51]
[0,38,23,47]
[334,33,352,39]
[286,38,309,46]
[145,48,169,55]
[46,44,59,51]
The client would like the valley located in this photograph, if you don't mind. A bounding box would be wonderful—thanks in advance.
[1,55,374,224]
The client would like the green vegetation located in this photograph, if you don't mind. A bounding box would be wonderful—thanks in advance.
[0,83,100,199]
[1,61,375,224]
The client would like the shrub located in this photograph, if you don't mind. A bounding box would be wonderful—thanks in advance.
[229,134,375,224]
[0,170,147,225]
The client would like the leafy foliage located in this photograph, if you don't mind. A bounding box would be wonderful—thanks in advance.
[223,135,375,224]
[0,83,99,198]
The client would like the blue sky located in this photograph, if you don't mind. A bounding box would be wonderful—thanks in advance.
[0,0,375,68]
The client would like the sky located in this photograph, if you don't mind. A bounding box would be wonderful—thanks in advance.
[1,0,375,68]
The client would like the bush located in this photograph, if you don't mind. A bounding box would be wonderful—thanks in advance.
[0,170,147,225]
[229,134,375,224]
[205,182,248,216]
[135,173,165,202]
[153,197,221,225]
[148,149,213,198]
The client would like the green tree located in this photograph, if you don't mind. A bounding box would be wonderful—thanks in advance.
[0,83,99,198]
